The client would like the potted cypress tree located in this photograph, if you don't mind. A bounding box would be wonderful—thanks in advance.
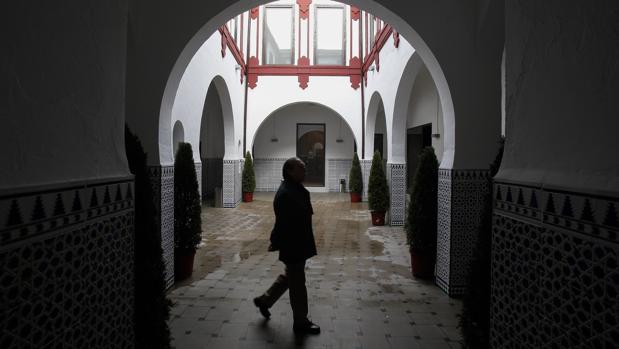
[368,150,389,225]
[125,126,171,348]
[406,147,439,278]
[349,153,363,202]
[174,142,202,281]
[242,151,256,202]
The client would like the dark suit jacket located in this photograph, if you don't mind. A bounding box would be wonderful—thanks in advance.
[269,180,317,264]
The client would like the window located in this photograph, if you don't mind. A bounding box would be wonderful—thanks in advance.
[227,17,238,43]
[263,6,294,65]
[369,14,375,50]
[314,6,346,65]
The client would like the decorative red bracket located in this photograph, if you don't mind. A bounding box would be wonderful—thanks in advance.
[297,0,311,20]
[351,6,360,21]
[297,56,310,89]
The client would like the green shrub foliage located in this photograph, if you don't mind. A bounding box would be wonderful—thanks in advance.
[242,151,256,193]
[349,153,363,194]
[174,142,202,255]
[406,147,439,251]
[460,137,505,349]
[368,150,389,211]
[125,126,171,349]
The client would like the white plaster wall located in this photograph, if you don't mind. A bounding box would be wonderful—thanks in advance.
[169,30,246,165]
[127,0,504,175]
[363,36,416,163]
[2,1,129,192]
[497,1,619,195]
[247,75,362,150]
[406,66,444,163]
[252,103,355,159]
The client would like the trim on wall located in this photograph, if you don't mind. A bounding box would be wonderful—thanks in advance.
[491,181,619,347]
[1,178,135,347]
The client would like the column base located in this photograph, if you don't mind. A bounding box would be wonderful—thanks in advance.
[148,165,175,289]
[435,168,490,297]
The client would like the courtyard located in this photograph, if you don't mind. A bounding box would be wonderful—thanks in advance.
[169,193,462,349]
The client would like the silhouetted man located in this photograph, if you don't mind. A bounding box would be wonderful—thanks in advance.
[253,157,320,335]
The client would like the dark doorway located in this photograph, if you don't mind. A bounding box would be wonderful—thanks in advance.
[297,124,325,186]
[374,133,384,159]
[406,124,432,189]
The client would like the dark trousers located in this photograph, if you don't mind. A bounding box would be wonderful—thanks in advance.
[260,262,308,323]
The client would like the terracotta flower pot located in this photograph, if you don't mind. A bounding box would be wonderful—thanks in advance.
[370,211,386,226]
[350,192,362,202]
[242,192,253,202]
[175,252,196,281]
[410,248,434,279]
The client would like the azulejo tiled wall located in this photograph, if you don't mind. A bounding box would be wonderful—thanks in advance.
[254,158,286,192]
[491,181,619,348]
[223,159,241,208]
[0,178,135,348]
[436,169,490,296]
[148,165,175,289]
[387,163,406,226]
[327,159,353,192]
[254,158,354,193]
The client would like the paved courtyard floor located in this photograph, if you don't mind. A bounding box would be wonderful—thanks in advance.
[169,193,462,349]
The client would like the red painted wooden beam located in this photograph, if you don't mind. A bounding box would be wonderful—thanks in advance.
[219,26,247,83]
[362,24,393,73]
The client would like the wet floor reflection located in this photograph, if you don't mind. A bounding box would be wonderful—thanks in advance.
[169,192,462,349]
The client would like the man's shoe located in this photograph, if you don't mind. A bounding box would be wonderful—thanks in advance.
[293,321,320,335]
[253,297,271,319]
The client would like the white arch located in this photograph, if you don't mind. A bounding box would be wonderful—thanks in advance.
[209,76,236,159]
[246,76,363,151]
[164,29,244,166]
[390,52,424,163]
[159,0,456,169]
[365,91,386,159]
[250,101,358,152]
[172,120,184,156]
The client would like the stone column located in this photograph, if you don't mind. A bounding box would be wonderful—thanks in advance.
[360,159,372,201]
[148,165,175,289]
[435,169,490,296]
[195,162,202,202]
[387,163,407,226]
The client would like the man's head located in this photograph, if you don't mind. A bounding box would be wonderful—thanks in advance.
[282,157,306,183]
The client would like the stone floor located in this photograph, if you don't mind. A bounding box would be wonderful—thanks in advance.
[169,193,462,349]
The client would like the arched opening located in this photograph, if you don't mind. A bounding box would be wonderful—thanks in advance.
[365,91,387,160]
[172,120,184,156]
[199,80,226,203]
[252,102,357,192]
[374,100,388,161]
[389,53,445,190]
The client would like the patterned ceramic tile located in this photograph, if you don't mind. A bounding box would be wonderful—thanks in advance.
[0,178,135,348]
